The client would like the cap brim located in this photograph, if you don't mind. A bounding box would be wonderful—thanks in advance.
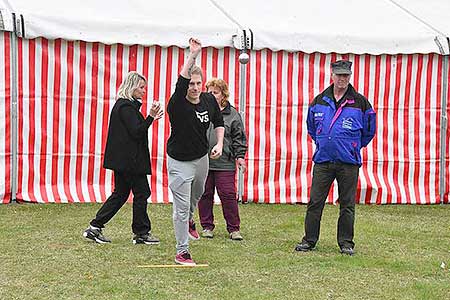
[333,69,352,75]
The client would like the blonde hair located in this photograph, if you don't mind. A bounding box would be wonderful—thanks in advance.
[205,78,230,108]
[117,71,147,100]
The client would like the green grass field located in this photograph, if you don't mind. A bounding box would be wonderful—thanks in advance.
[1,203,449,300]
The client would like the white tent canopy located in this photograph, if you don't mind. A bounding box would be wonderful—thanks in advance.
[217,0,450,54]
[2,0,450,54]
[1,0,238,48]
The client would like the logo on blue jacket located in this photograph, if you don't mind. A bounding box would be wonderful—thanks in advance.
[342,117,353,129]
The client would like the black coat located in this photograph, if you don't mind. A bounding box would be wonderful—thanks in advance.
[103,98,154,175]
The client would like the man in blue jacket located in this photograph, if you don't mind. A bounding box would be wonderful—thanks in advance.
[295,60,376,255]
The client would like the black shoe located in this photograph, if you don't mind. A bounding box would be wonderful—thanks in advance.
[340,247,354,256]
[83,227,111,244]
[294,241,314,252]
[133,233,160,245]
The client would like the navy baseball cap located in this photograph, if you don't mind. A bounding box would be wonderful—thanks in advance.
[331,60,352,75]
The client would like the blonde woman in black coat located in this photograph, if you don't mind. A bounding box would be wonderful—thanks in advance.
[83,71,163,244]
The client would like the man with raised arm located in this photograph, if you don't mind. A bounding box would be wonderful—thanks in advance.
[166,38,224,265]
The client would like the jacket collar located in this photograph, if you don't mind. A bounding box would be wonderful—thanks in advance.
[131,98,142,110]
[221,102,231,115]
[323,83,357,101]
[322,83,357,109]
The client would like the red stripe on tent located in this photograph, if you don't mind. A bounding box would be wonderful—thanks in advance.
[163,47,175,203]
[140,46,152,201]
[306,54,316,200]
[140,46,148,118]
[115,45,124,91]
[330,53,338,84]
[63,41,75,203]
[201,48,207,90]
[273,51,283,203]
[87,42,99,203]
[295,52,305,202]
[129,45,137,71]
[284,52,294,203]
[151,46,161,203]
[99,45,111,201]
[412,55,424,204]
[39,38,49,203]
[382,55,393,204]
[356,55,365,203]
[362,55,374,204]
[430,55,438,204]
[140,48,149,196]
[212,48,218,78]
[372,55,383,205]
[51,39,62,203]
[263,50,273,203]
[222,47,230,87]
[152,45,162,202]
[402,54,413,204]
[318,53,326,94]
[3,32,11,202]
[27,39,37,202]
[391,55,403,204]
[424,54,433,204]
[75,41,87,202]
[251,51,261,202]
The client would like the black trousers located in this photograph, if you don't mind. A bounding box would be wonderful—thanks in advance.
[90,171,151,236]
[302,162,359,249]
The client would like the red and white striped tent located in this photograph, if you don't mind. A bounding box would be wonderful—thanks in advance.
[1,0,449,204]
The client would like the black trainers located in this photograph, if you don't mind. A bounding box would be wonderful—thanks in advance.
[133,233,160,245]
[294,241,314,252]
[340,247,355,256]
[83,227,111,244]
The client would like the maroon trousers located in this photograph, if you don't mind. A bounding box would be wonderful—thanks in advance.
[198,170,240,233]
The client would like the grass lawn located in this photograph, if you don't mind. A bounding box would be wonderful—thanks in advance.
[0,203,449,300]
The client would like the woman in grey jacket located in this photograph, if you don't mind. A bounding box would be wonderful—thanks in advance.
[198,78,248,240]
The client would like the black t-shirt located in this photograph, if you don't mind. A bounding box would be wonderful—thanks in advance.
[167,75,224,161]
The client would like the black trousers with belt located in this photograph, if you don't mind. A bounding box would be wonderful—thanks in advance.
[302,162,359,249]
[90,171,151,236]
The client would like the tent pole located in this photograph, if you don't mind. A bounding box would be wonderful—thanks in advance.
[10,15,19,203]
[237,50,247,203]
[439,52,449,204]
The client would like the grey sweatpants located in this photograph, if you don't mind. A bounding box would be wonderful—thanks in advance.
[167,154,209,254]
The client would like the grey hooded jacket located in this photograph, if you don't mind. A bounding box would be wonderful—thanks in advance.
[207,103,247,171]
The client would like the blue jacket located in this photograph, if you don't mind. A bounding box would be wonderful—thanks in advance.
[307,84,376,166]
